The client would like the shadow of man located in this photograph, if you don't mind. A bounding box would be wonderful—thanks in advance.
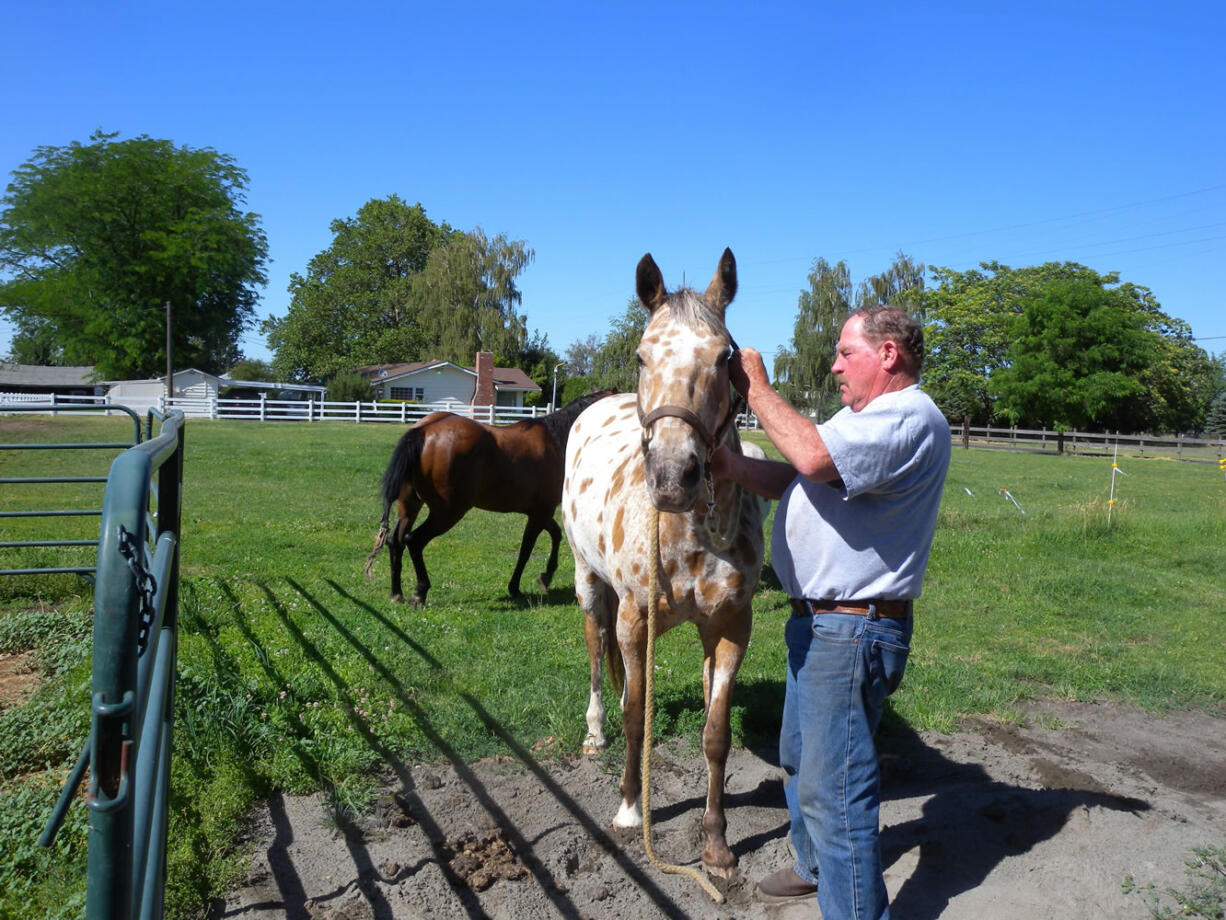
[875,715,1149,920]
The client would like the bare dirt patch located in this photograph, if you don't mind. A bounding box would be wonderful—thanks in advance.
[0,650,40,709]
[217,700,1226,919]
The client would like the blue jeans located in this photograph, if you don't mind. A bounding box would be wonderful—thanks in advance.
[781,611,912,920]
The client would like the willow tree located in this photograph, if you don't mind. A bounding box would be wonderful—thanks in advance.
[411,228,534,365]
[773,258,851,418]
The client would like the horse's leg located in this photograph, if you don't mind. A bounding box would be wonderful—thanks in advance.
[576,559,617,753]
[507,514,544,599]
[537,517,562,592]
[388,494,423,604]
[697,618,750,878]
[614,596,647,828]
[406,505,461,606]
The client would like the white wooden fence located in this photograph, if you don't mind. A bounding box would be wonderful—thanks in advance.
[0,392,549,425]
[4,392,1223,464]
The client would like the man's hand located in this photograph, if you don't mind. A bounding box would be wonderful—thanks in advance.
[730,346,769,398]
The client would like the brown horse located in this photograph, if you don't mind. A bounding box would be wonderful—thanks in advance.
[562,249,765,879]
[365,390,614,605]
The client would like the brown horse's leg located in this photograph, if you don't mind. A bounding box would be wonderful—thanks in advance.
[508,515,543,599]
[537,517,562,592]
[405,507,461,606]
[697,623,750,877]
[615,599,647,828]
[389,494,423,603]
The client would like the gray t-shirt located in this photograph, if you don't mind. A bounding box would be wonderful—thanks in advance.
[770,385,950,601]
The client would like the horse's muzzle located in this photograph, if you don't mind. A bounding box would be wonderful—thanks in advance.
[644,449,703,512]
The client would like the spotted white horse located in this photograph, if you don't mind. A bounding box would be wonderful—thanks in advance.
[562,249,765,878]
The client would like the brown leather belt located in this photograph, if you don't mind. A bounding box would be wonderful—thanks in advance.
[789,598,913,620]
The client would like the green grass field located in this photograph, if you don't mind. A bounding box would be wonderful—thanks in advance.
[2,417,1225,918]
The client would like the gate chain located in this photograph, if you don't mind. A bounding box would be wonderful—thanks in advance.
[116,524,158,655]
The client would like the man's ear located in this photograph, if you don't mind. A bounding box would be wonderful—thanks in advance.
[879,339,902,371]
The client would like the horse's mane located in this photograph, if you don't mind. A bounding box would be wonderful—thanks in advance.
[539,389,615,451]
[660,288,729,339]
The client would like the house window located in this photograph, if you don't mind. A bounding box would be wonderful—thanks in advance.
[389,386,425,401]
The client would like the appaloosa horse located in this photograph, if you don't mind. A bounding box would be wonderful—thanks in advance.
[365,390,613,605]
[562,249,765,878]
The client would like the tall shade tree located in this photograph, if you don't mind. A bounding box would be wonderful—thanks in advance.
[0,131,268,378]
[265,196,452,381]
[990,279,1151,432]
[925,261,1218,432]
[264,198,535,381]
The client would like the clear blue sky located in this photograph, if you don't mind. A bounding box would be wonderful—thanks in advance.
[3,0,1224,373]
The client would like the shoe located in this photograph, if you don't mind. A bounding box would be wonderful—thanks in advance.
[755,865,818,904]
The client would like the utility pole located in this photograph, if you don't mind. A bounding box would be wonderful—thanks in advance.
[551,362,565,411]
[165,301,173,400]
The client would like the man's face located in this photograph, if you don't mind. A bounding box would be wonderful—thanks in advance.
[831,315,888,412]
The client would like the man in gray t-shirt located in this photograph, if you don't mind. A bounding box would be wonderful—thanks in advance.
[713,306,950,920]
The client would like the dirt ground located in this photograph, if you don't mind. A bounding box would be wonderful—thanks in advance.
[216,699,1226,920]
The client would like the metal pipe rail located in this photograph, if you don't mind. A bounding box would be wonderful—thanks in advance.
[38,407,185,920]
[0,403,143,576]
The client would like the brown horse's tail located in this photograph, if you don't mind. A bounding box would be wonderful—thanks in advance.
[363,427,424,579]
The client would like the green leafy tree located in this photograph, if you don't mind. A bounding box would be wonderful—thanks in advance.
[0,131,268,378]
[265,198,536,381]
[1205,393,1226,437]
[327,372,373,402]
[589,298,648,393]
[226,358,276,381]
[516,330,561,407]
[991,279,1152,432]
[925,261,1217,432]
[265,196,451,381]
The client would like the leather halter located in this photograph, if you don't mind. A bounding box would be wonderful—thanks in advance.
[637,398,741,453]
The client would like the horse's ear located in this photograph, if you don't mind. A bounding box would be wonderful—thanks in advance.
[703,248,737,315]
[636,253,668,312]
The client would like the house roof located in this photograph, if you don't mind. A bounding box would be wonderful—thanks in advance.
[357,360,540,392]
[0,364,99,387]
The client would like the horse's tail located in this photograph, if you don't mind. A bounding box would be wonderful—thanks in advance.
[363,427,424,579]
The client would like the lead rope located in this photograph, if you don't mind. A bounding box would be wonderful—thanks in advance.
[642,504,727,904]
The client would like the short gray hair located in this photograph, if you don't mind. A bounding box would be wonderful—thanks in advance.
[852,305,924,374]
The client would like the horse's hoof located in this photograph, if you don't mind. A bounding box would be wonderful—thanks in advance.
[702,860,738,881]
[391,593,405,604]
[581,742,606,756]
[409,594,426,607]
[701,845,738,880]
[537,573,551,591]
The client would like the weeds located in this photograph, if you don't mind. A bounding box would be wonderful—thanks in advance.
[1124,844,1226,919]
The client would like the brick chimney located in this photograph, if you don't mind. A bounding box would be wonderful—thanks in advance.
[472,351,495,406]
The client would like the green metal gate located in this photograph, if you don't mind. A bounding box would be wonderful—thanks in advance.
[36,407,186,920]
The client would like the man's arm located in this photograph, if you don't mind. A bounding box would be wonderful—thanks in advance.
[732,347,840,483]
[710,446,797,500]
